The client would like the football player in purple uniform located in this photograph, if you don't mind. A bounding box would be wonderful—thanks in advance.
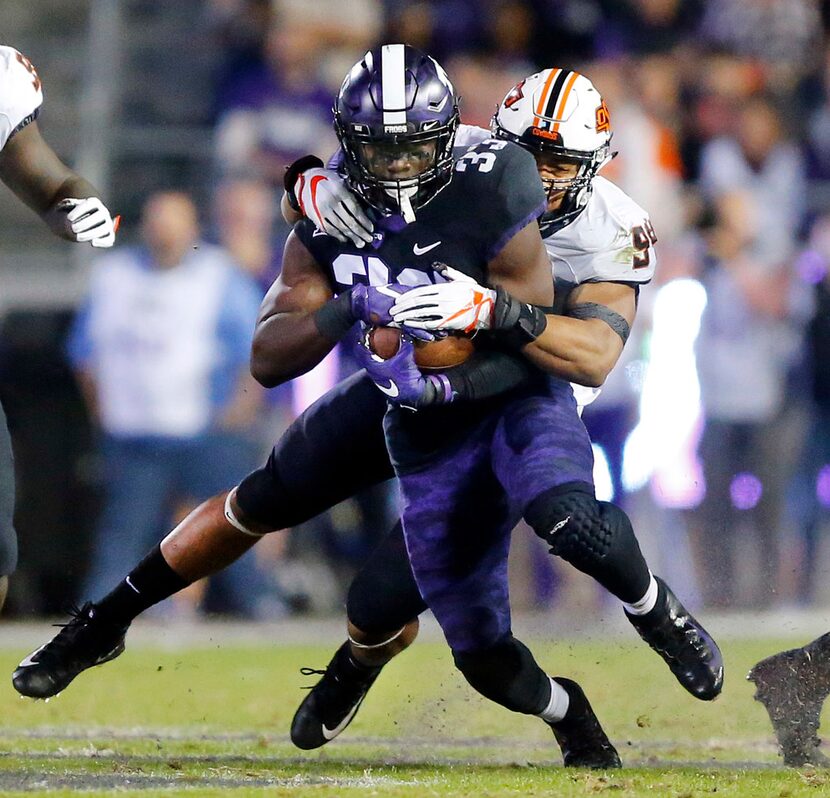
[0,45,117,611]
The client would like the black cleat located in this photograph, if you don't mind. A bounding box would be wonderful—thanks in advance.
[747,645,830,767]
[12,603,128,699]
[290,641,381,750]
[626,577,723,701]
[548,678,622,769]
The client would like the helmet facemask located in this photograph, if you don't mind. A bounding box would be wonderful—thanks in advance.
[336,120,458,222]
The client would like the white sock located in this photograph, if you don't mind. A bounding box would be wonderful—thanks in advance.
[536,677,570,723]
[623,572,659,616]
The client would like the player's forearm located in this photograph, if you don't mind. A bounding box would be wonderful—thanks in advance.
[250,312,335,388]
[523,316,623,388]
[446,348,535,401]
[42,173,101,239]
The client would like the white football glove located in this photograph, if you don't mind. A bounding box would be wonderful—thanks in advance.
[390,264,495,334]
[297,168,374,248]
[58,197,117,248]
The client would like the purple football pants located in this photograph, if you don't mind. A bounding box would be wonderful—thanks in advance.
[385,380,594,653]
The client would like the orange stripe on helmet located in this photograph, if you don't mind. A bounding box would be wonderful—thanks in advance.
[533,68,560,128]
[552,71,580,134]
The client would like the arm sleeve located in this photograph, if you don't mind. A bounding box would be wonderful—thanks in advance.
[446,348,534,401]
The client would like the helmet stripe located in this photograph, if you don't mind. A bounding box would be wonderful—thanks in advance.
[533,68,560,128]
[543,68,571,122]
[381,44,407,126]
[552,71,580,134]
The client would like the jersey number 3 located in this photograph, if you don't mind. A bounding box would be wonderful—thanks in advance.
[632,220,657,268]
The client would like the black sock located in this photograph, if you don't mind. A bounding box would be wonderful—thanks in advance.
[94,545,190,625]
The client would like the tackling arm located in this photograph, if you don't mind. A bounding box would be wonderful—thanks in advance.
[0,121,115,245]
[249,231,337,388]
[524,281,637,387]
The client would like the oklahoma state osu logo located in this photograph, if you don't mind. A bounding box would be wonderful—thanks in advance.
[595,100,611,132]
[504,80,526,108]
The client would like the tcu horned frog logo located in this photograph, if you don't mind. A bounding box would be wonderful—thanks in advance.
[503,79,526,109]
[595,99,611,133]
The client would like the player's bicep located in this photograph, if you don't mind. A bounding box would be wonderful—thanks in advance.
[257,230,332,324]
[0,121,74,211]
[487,222,553,307]
[565,281,637,351]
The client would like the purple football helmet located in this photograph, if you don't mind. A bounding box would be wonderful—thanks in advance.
[334,44,459,221]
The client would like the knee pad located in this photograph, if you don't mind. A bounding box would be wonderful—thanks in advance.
[452,635,550,716]
[526,485,649,602]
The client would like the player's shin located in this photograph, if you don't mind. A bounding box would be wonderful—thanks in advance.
[526,488,723,700]
[159,489,270,583]
[525,487,651,602]
[452,635,621,768]
[348,618,419,668]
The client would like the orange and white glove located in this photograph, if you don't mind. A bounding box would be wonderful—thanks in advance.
[57,197,118,248]
[390,264,495,334]
[297,168,374,248]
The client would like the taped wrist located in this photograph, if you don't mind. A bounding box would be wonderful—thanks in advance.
[424,373,454,405]
[493,287,548,349]
[313,290,355,342]
[446,349,533,401]
[283,154,324,212]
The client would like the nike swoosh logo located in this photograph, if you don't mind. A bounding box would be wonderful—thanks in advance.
[550,516,571,535]
[322,703,362,740]
[18,644,47,668]
[413,241,441,256]
[125,576,140,595]
[376,380,399,398]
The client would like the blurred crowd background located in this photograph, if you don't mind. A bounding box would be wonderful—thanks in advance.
[1,0,830,619]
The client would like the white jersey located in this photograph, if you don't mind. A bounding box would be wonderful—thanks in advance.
[545,176,656,290]
[455,125,656,409]
[0,46,43,152]
[456,125,656,286]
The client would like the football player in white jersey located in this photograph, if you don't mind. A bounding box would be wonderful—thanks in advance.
[0,46,118,610]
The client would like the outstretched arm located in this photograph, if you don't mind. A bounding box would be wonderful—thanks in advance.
[0,121,116,247]
[524,281,637,387]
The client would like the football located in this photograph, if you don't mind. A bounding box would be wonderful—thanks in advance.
[367,327,474,370]
[414,334,474,370]
[367,326,402,359]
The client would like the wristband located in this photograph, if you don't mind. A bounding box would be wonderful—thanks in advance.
[493,287,549,349]
[313,291,355,342]
[284,155,325,212]
[425,373,455,405]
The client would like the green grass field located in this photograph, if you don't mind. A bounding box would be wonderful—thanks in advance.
[1,630,828,796]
